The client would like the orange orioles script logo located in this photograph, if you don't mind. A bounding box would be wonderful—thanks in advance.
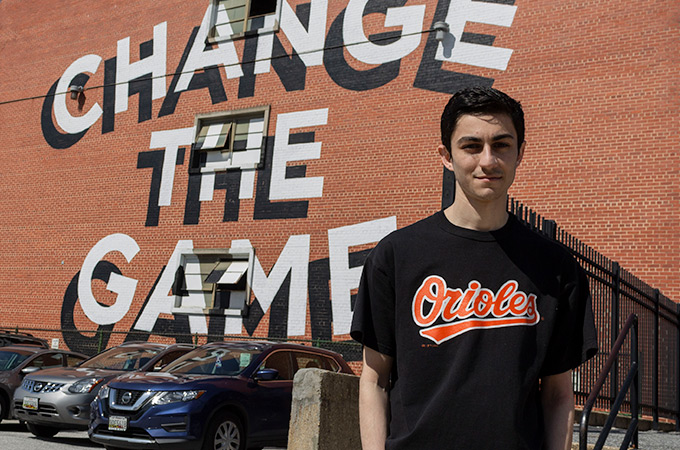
[412,276,540,345]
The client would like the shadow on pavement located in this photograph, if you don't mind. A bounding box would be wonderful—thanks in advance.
[0,420,101,448]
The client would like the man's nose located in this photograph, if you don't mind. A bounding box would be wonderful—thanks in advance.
[479,144,498,167]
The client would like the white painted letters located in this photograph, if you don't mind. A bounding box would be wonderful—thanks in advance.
[134,240,208,334]
[77,234,139,325]
[149,127,194,206]
[115,22,168,114]
[233,236,310,337]
[436,0,516,70]
[176,6,243,92]
[344,0,425,65]
[54,55,103,134]
[328,216,397,335]
[270,108,328,200]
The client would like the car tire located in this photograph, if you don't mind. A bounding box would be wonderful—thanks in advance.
[26,422,59,438]
[203,411,245,450]
[0,394,7,423]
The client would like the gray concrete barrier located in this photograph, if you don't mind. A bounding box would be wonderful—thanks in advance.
[288,368,361,450]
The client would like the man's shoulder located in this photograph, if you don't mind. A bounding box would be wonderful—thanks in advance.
[378,211,441,244]
[507,215,575,264]
[367,212,441,262]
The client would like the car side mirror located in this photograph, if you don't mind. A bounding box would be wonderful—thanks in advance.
[254,368,278,381]
[21,367,41,375]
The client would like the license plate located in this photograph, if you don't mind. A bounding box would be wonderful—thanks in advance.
[108,415,128,432]
[22,397,39,410]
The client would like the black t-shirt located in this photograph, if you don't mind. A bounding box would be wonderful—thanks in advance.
[350,211,598,450]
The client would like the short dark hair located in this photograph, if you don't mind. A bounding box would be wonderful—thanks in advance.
[440,87,525,153]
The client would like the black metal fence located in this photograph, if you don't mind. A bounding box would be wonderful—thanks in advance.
[509,198,680,429]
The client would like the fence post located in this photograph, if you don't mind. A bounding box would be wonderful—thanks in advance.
[653,289,659,429]
[632,319,640,449]
[97,329,104,353]
[677,303,680,431]
[544,220,557,240]
[611,262,620,409]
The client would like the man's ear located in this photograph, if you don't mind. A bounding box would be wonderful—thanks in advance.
[438,144,454,171]
[516,141,526,166]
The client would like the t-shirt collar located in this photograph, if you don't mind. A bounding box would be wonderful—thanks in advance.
[435,210,516,242]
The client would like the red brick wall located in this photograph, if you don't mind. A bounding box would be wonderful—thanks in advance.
[0,0,677,361]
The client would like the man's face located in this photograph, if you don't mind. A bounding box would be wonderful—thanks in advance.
[439,113,524,206]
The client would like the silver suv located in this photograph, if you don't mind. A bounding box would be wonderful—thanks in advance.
[13,341,193,438]
[0,345,86,423]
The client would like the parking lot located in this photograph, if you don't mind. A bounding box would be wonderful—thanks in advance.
[0,420,99,450]
[0,420,286,450]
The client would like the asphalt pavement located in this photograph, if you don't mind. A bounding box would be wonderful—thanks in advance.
[0,420,99,449]
[1,418,678,449]
[574,424,680,450]
[0,419,285,450]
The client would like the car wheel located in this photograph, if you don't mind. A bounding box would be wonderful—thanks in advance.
[26,422,59,438]
[204,412,245,450]
[0,394,7,423]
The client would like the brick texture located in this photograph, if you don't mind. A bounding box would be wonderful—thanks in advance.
[0,0,677,364]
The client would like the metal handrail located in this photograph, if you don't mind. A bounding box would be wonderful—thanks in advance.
[580,313,639,450]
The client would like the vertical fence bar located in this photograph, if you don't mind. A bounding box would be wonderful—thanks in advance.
[611,262,620,408]
[632,319,640,449]
[677,304,680,431]
[653,289,659,429]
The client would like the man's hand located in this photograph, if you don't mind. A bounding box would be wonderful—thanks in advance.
[359,346,393,450]
[541,370,575,450]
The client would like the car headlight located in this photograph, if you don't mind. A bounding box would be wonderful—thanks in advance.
[97,384,110,400]
[151,390,205,405]
[68,377,104,394]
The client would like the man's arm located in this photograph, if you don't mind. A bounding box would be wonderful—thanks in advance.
[359,346,393,450]
[541,370,575,450]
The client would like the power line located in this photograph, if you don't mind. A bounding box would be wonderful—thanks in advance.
[0,28,439,106]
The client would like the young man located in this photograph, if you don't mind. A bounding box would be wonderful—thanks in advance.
[350,87,598,450]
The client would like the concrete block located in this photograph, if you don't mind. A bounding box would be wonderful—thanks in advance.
[288,368,361,450]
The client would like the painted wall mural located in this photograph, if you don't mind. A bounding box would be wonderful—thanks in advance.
[40,0,518,357]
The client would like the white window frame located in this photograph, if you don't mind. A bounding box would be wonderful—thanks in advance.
[207,0,281,43]
[172,247,255,316]
[189,106,270,175]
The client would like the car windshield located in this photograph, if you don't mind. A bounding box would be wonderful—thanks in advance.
[0,351,31,371]
[81,347,162,371]
[164,346,262,376]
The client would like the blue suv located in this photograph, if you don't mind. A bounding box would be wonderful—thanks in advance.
[89,341,353,450]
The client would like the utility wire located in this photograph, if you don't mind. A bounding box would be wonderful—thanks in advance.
[0,27,440,106]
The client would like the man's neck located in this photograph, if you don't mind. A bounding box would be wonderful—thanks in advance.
[443,197,509,232]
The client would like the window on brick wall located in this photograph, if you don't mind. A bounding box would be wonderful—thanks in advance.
[208,0,280,42]
[171,248,254,316]
[189,106,269,174]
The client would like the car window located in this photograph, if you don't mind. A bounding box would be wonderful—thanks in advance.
[0,351,30,371]
[151,350,189,371]
[260,351,293,380]
[28,353,63,369]
[83,347,162,371]
[66,354,87,366]
[165,347,261,375]
[292,352,339,372]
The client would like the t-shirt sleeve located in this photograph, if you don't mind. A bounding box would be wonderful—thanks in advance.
[349,241,396,357]
[541,253,599,376]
